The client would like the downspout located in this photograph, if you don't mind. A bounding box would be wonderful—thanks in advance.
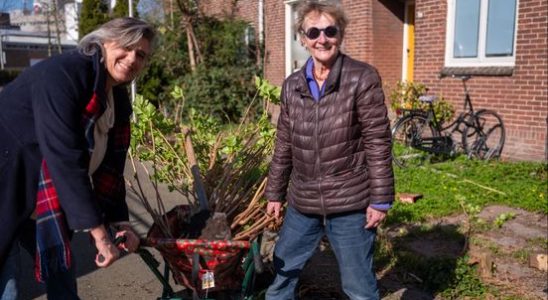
[258,0,264,44]
[258,0,264,69]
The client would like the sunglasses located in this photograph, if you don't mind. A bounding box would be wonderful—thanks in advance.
[304,26,339,40]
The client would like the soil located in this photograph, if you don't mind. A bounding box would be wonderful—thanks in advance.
[293,205,548,299]
[21,201,546,299]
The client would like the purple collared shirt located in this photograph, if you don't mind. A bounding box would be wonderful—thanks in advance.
[305,57,325,102]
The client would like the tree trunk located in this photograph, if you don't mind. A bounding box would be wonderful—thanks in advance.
[186,25,196,72]
[51,0,63,53]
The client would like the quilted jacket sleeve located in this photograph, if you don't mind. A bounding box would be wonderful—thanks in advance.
[265,81,293,202]
[355,68,395,205]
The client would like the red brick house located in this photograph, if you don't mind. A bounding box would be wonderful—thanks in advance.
[199,0,547,161]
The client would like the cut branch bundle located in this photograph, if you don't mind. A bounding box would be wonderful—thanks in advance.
[130,120,279,241]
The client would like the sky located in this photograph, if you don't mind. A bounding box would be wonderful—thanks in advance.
[0,0,163,19]
[0,0,29,12]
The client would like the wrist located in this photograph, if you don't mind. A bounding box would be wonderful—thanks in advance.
[90,225,110,244]
[112,222,132,231]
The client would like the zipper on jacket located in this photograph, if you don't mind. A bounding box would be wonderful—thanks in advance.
[314,102,327,220]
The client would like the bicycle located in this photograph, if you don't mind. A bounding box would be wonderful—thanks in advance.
[391,75,505,168]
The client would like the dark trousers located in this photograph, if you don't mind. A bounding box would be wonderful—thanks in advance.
[0,220,79,300]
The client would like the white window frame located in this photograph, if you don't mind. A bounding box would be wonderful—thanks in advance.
[444,0,519,67]
[284,0,308,77]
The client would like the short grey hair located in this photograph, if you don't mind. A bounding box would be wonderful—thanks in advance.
[78,17,156,56]
[295,0,349,40]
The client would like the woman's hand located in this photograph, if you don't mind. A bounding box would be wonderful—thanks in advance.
[365,206,387,229]
[266,201,282,219]
[90,225,120,267]
[114,225,140,253]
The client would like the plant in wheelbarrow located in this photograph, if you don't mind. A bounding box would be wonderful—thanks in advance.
[127,92,281,299]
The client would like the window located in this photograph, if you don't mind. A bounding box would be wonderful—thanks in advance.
[285,0,309,76]
[445,0,518,67]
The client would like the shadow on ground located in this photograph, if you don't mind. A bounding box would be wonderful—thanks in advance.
[377,223,465,300]
[292,223,466,300]
[19,232,100,299]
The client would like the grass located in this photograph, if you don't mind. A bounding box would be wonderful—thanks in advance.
[378,156,547,299]
[387,157,547,226]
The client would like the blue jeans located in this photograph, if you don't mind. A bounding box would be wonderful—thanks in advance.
[0,222,79,300]
[266,206,378,300]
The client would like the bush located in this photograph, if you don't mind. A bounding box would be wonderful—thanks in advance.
[389,81,455,124]
[139,16,260,123]
[180,64,258,123]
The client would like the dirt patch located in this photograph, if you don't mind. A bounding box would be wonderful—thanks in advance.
[469,205,548,299]
[294,205,547,299]
[298,243,346,300]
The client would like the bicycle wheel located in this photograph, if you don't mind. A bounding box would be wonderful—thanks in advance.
[462,110,505,159]
[391,114,438,168]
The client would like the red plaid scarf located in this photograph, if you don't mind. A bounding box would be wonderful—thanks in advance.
[35,92,130,282]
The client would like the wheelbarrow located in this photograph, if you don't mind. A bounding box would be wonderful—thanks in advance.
[133,205,264,300]
[125,128,265,299]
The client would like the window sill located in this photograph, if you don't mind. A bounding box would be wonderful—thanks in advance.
[440,66,514,77]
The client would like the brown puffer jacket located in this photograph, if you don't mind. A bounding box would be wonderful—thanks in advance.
[265,53,394,216]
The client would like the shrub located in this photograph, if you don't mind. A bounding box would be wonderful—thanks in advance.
[180,64,258,123]
[389,81,455,124]
[139,16,260,123]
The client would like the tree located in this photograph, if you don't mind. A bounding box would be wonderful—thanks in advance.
[138,7,262,123]
[111,0,139,19]
[79,0,109,37]
[175,0,202,71]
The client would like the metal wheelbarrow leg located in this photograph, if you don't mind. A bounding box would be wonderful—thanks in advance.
[136,247,182,300]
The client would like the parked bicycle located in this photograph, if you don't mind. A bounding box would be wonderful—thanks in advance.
[391,75,505,168]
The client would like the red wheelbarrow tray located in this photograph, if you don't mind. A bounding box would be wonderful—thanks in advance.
[141,205,251,297]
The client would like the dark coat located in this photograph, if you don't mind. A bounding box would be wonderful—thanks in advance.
[0,50,132,267]
[265,54,394,215]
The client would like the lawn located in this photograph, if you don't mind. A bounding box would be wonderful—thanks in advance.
[387,157,547,226]
[376,157,547,299]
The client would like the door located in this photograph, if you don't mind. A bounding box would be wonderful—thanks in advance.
[403,2,415,81]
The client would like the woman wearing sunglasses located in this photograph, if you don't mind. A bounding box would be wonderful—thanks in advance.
[264,0,393,299]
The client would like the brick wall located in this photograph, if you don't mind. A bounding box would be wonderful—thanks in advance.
[200,0,547,161]
[413,0,547,161]
[371,0,404,90]
[343,0,404,104]
[263,0,286,86]
[235,0,259,28]
[198,0,234,17]
[341,0,374,62]
[197,0,260,22]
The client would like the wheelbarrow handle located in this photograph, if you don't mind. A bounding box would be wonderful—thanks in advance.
[182,127,209,212]
[97,235,127,263]
[113,235,128,245]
